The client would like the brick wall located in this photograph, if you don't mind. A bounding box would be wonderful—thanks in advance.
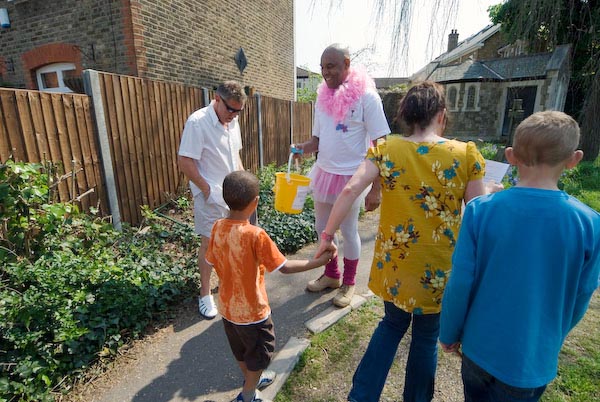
[448,83,503,140]
[0,0,294,100]
[135,0,294,100]
[0,0,133,89]
[476,32,507,60]
[450,31,507,64]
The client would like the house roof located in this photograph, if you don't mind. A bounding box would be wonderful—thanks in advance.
[434,24,501,65]
[373,77,409,89]
[412,24,501,80]
[484,53,551,79]
[296,67,316,78]
[427,45,571,83]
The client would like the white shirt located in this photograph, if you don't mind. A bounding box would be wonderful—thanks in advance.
[314,88,390,175]
[178,102,242,204]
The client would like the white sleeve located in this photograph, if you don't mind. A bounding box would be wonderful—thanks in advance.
[178,118,205,159]
[234,124,243,152]
[312,104,321,138]
[362,90,391,141]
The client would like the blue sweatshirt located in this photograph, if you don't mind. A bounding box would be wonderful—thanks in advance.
[440,187,600,388]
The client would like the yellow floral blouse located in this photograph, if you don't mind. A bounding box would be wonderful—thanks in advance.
[367,135,485,314]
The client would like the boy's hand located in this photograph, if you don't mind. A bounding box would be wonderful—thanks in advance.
[485,181,504,194]
[441,342,462,357]
[315,238,338,260]
[315,250,334,266]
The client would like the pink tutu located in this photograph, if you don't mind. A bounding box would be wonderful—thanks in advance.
[308,165,353,204]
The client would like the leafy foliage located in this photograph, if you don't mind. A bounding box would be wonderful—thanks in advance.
[296,69,321,103]
[559,158,600,211]
[0,159,320,401]
[0,161,200,402]
[0,160,77,262]
[476,142,600,207]
[257,158,317,254]
[490,0,600,161]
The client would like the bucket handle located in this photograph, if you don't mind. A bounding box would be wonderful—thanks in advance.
[286,153,294,182]
[286,147,303,182]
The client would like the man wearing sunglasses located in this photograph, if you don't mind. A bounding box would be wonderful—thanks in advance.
[178,81,247,320]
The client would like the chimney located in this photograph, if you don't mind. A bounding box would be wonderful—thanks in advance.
[448,29,459,52]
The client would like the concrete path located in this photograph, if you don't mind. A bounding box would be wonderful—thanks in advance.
[87,211,379,402]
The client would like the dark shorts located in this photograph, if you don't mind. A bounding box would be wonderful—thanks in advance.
[222,316,275,371]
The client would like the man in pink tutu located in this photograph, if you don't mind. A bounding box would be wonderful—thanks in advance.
[293,44,390,307]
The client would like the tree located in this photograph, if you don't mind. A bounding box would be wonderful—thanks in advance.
[490,0,600,161]
[296,69,321,103]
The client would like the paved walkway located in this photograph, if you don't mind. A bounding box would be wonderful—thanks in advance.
[84,211,380,402]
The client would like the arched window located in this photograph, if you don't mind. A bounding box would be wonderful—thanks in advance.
[36,63,76,93]
[463,83,480,111]
[466,86,476,109]
[448,87,458,110]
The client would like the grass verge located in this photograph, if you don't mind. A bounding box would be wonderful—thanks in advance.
[276,292,599,402]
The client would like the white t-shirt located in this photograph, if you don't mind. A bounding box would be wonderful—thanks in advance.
[313,88,390,175]
[178,102,242,205]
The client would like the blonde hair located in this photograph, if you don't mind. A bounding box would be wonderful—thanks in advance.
[512,111,580,166]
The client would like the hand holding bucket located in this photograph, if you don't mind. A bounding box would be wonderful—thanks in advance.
[273,151,311,214]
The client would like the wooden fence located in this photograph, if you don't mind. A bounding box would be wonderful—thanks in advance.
[0,70,314,226]
[0,88,108,214]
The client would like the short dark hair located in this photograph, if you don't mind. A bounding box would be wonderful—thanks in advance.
[398,81,446,132]
[216,81,247,104]
[223,170,259,211]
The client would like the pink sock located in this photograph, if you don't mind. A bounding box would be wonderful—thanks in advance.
[343,258,359,285]
[324,256,341,279]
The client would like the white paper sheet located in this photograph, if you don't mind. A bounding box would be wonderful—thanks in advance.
[484,159,510,183]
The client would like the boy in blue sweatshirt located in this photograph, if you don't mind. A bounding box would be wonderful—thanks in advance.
[440,111,600,402]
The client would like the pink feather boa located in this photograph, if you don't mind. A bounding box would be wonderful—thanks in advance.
[316,66,375,123]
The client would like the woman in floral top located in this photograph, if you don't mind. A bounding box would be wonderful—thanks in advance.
[316,81,486,402]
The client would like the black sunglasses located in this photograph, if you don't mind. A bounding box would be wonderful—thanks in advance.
[220,96,244,113]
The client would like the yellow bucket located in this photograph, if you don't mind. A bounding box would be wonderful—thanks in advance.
[273,153,311,214]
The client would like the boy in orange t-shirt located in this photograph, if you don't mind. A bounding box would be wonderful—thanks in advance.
[206,170,332,402]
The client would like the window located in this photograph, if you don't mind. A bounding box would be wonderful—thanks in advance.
[36,63,76,93]
[466,86,476,108]
[463,83,480,111]
[446,84,460,111]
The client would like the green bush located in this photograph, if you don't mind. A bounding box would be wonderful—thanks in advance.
[257,158,317,254]
[476,143,600,210]
[0,158,320,401]
[559,159,600,210]
[0,161,200,402]
[476,141,502,160]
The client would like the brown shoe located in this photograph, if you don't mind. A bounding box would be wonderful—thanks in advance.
[306,274,341,292]
[333,284,355,307]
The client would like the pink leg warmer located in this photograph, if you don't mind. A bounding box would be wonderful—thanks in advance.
[343,258,359,286]
[324,256,341,279]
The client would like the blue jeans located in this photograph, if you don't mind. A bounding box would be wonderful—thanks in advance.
[348,302,440,402]
[462,354,547,402]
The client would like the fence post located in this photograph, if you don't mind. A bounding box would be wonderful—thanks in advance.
[255,92,264,169]
[202,87,210,108]
[82,69,122,231]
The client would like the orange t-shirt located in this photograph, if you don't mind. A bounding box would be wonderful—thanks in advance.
[205,219,287,324]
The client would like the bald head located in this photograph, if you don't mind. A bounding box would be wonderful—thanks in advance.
[320,44,351,89]
[322,43,350,59]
